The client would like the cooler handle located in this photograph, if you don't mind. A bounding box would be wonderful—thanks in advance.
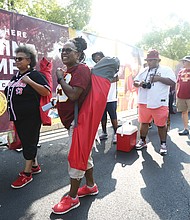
[121,120,132,137]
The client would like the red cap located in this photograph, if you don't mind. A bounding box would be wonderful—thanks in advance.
[144,49,161,61]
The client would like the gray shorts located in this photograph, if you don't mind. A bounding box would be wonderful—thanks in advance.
[176,98,190,112]
[68,122,94,179]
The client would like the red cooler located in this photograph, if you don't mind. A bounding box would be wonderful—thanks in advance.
[116,123,138,152]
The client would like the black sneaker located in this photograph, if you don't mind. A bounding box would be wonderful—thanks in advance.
[178,129,189,136]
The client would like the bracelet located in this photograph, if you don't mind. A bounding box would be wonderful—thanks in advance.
[57,77,63,84]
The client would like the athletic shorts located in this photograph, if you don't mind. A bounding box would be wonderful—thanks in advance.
[138,104,169,127]
[176,98,190,112]
[68,121,94,179]
[102,101,117,121]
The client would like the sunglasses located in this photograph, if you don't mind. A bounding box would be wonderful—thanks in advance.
[147,59,157,62]
[59,48,78,54]
[14,57,29,62]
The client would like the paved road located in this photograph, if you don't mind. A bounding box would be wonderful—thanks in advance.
[1,112,190,220]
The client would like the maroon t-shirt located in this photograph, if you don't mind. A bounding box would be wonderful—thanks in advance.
[177,68,190,99]
[57,63,91,129]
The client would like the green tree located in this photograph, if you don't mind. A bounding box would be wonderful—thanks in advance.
[0,0,26,11]
[136,19,190,60]
[64,0,92,30]
[0,0,92,30]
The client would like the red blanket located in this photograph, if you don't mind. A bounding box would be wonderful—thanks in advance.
[39,57,53,126]
[68,75,110,170]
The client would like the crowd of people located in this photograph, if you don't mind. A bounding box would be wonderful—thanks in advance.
[4,38,190,215]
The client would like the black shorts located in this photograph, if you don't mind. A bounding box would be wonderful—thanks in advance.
[102,101,117,121]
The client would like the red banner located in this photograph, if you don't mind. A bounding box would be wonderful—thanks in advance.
[0,9,69,132]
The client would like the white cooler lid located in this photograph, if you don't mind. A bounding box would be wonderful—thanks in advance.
[116,124,138,135]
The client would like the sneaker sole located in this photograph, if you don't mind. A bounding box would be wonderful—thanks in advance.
[78,190,99,198]
[178,133,189,136]
[52,202,80,214]
[32,170,41,175]
[160,151,167,156]
[11,178,33,189]
[135,145,147,150]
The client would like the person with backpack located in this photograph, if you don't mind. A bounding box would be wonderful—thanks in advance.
[4,45,51,188]
[52,37,98,215]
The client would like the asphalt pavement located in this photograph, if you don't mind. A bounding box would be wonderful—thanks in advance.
[1,112,190,220]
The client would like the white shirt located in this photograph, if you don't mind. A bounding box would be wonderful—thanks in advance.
[107,82,117,102]
[134,65,176,108]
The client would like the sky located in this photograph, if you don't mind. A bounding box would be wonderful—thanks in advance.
[89,0,190,45]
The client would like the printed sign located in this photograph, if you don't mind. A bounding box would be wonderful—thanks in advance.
[0,8,69,132]
[0,91,7,116]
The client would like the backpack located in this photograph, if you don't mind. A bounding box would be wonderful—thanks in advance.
[68,57,120,170]
[39,57,53,126]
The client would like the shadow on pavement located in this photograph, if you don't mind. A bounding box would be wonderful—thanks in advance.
[49,134,118,220]
[140,114,190,219]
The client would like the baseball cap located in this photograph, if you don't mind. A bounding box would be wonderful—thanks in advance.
[144,49,161,61]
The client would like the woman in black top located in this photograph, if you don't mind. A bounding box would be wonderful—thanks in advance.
[4,45,50,188]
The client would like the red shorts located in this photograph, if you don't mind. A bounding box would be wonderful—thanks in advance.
[138,104,169,127]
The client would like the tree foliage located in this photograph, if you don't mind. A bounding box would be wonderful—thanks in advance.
[136,19,190,60]
[0,0,92,30]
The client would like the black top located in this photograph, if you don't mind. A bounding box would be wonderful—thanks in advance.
[4,70,50,121]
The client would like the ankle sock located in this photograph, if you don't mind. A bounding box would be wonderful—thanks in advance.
[69,195,77,200]
[87,184,95,188]
[140,136,146,142]
[24,172,31,177]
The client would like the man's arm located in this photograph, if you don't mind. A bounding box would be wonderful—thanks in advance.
[151,75,176,87]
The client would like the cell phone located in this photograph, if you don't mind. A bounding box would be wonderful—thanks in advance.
[42,100,56,112]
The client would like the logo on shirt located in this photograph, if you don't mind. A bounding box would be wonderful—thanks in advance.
[181,72,190,82]
[57,73,72,102]
[16,88,23,95]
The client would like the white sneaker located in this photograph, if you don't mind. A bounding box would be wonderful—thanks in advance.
[135,139,147,150]
[160,143,167,156]
[112,134,117,144]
